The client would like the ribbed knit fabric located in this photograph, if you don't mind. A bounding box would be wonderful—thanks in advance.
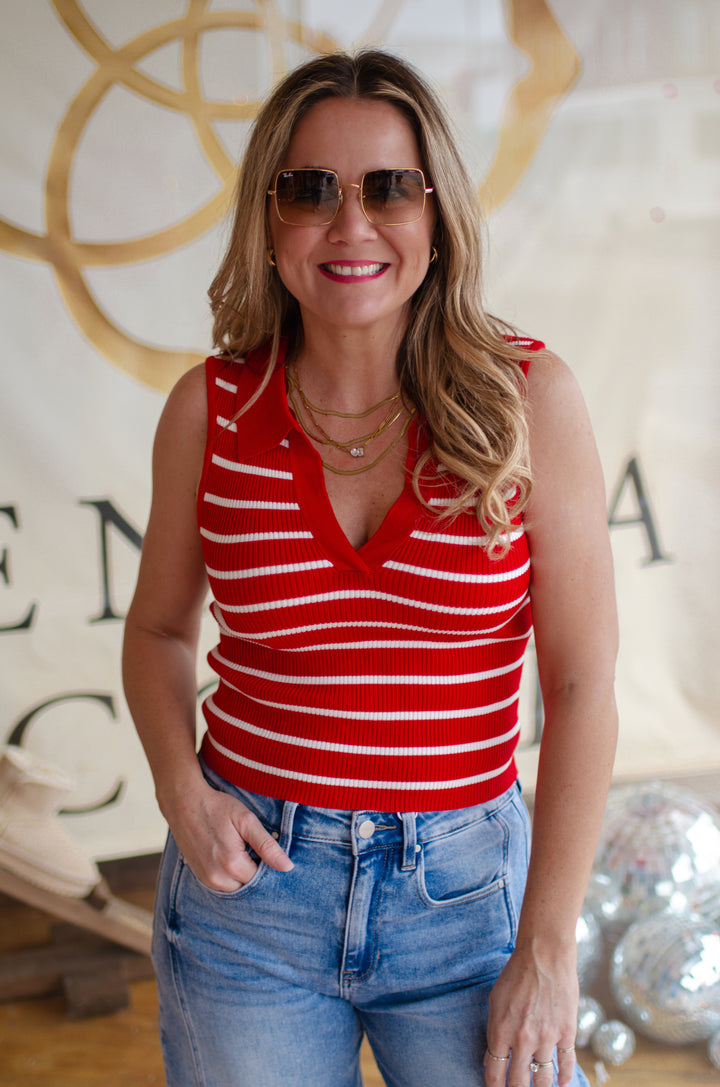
[197,338,543,811]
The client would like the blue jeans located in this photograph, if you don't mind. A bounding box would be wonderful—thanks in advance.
[153,764,589,1087]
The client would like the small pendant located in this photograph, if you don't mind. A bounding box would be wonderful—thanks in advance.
[350,446,364,458]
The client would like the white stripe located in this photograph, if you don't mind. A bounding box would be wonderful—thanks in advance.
[211,454,293,481]
[383,558,530,584]
[427,497,472,508]
[210,647,524,686]
[223,683,520,721]
[206,731,515,791]
[217,415,237,432]
[200,528,313,544]
[207,559,332,581]
[214,587,529,616]
[411,528,524,546]
[206,694,519,755]
[212,611,530,641]
[203,493,300,511]
[280,633,531,651]
[216,377,238,393]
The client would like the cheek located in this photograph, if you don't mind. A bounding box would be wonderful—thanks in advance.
[271,244,317,306]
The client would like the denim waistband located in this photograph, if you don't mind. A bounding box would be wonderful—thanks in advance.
[200,758,521,867]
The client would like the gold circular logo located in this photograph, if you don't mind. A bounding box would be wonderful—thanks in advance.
[0,1,577,393]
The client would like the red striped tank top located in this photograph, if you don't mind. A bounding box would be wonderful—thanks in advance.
[197,338,541,811]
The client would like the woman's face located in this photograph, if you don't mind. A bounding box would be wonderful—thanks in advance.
[268,96,436,345]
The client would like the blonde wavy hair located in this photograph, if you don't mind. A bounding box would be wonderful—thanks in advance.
[209,49,533,554]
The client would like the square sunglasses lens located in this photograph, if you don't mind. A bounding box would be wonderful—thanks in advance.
[276,170,338,224]
[362,169,425,224]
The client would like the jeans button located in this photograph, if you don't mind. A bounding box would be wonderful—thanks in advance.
[358,819,375,839]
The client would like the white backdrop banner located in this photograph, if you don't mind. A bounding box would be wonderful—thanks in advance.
[2,0,719,858]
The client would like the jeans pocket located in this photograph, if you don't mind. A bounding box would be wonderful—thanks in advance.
[415,830,508,909]
[414,791,529,915]
[178,849,269,901]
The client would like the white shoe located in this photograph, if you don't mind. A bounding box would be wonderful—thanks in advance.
[0,745,100,897]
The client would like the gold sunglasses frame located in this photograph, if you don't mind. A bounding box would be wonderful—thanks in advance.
[268,167,434,227]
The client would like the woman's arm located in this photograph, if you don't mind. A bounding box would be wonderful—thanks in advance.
[122,364,293,889]
[484,351,618,1087]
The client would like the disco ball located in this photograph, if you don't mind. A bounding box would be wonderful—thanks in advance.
[585,781,720,942]
[675,881,720,928]
[576,907,603,992]
[591,1020,636,1065]
[576,996,605,1048]
[610,910,720,1044]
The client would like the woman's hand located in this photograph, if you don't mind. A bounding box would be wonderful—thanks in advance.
[162,776,294,892]
[484,939,578,1087]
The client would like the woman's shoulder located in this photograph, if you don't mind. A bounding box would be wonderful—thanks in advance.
[163,361,207,417]
[523,348,582,407]
[154,363,209,460]
[523,348,596,473]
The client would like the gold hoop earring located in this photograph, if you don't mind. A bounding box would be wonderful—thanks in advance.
[266,247,277,267]
[429,246,438,264]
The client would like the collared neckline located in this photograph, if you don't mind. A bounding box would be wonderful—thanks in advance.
[230,339,423,574]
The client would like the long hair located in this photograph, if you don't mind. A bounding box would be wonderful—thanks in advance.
[208,50,533,553]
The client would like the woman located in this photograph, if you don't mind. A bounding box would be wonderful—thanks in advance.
[123,50,617,1087]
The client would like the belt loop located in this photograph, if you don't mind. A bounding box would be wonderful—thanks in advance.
[279,800,298,854]
[400,812,418,871]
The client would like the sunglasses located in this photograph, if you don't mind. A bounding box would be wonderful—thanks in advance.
[268,167,433,227]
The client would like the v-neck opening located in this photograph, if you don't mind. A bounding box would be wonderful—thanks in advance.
[288,410,422,575]
[230,343,423,574]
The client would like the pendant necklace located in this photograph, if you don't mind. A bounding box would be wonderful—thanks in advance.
[286,362,415,474]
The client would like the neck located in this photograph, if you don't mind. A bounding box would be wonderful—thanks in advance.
[294,323,405,412]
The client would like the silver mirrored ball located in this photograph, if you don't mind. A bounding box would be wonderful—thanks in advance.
[577,996,605,1048]
[576,907,603,992]
[591,1020,636,1065]
[611,910,720,1044]
[586,781,720,943]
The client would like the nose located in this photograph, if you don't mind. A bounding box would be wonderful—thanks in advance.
[328,183,376,240]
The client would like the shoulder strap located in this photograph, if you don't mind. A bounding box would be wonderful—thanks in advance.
[504,335,545,377]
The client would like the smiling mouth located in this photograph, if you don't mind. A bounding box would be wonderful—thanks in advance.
[320,262,386,277]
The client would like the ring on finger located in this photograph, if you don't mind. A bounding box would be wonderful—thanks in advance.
[487,1048,511,1062]
[530,1059,555,1073]
[558,1045,576,1054]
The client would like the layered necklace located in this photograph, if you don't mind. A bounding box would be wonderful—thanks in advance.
[286,362,415,476]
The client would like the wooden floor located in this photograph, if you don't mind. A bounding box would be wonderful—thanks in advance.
[0,868,717,1087]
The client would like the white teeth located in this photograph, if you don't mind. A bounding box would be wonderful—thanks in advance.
[324,263,384,277]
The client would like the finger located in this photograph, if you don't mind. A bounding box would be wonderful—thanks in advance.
[529,1056,556,1083]
[235,810,295,873]
[197,867,246,893]
[483,1046,511,1087]
[507,1046,533,1087]
[556,1045,576,1087]
[199,834,276,890]
[195,835,257,890]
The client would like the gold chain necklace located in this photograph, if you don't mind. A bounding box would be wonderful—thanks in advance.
[286,364,415,475]
[289,366,401,419]
[288,377,406,455]
[317,414,415,475]
[288,363,406,459]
